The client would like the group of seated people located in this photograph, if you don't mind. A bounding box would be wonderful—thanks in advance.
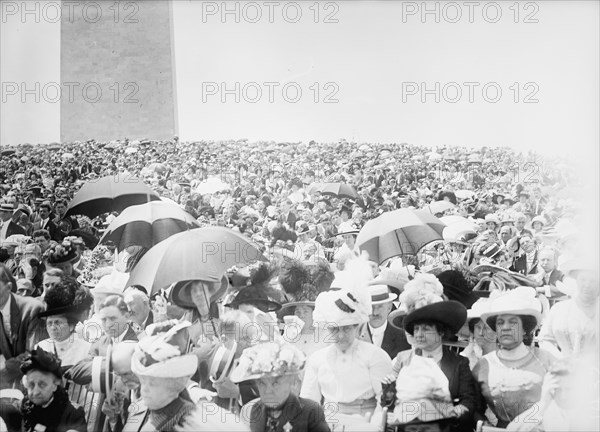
[0,241,598,432]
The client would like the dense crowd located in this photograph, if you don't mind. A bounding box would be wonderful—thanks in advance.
[0,139,597,432]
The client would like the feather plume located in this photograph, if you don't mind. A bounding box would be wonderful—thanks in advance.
[278,260,310,296]
[398,273,445,314]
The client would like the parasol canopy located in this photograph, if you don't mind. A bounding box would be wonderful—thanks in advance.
[99,201,200,252]
[65,175,160,218]
[356,209,446,264]
[126,227,267,295]
[196,178,231,195]
[309,182,358,199]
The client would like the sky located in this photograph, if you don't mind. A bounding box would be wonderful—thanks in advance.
[1,0,599,164]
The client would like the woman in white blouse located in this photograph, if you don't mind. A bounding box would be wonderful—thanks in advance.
[300,260,392,420]
[36,277,92,370]
[538,260,599,357]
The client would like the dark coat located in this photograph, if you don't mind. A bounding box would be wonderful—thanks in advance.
[510,250,539,275]
[32,219,59,241]
[2,221,27,239]
[248,394,330,432]
[543,269,565,286]
[0,294,45,359]
[65,325,139,385]
[20,390,87,432]
[394,347,481,432]
[357,322,411,359]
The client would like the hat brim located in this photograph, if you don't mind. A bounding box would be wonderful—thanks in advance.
[387,309,406,330]
[280,301,315,316]
[38,303,89,319]
[333,230,359,237]
[481,309,542,331]
[170,276,228,309]
[371,293,397,304]
[230,369,301,384]
[403,301,467,335]
[131,353,197,378]
[226,297,282,313]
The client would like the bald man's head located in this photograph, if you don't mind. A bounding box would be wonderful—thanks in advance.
[112,341,140,390]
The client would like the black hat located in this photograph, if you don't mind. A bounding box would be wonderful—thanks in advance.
[38,278,93,321]
[170,276,229,309]
[225,263,282,312]
[402,300,467,335]
[20,347,62,378]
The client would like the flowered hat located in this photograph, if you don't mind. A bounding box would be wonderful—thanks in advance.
[229,340,306,383]
[480,286,542,331]
[43,239,79,264]
[131,320,197,378]
[388,273,467,335]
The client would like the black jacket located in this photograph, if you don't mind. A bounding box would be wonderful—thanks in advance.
[357,322,411,359]
[248,394,330,432]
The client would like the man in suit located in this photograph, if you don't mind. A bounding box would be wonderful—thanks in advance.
[535,248,566,298]
[123,287,153,331]
[32,203,59,241]
[0,204,27,242]
[358,284,411,359]
[65,295,139,385]
[509,234,539,276]
[279,198,297,230]
[0,264,46,388]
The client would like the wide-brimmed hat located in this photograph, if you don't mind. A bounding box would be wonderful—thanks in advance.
[312,256,373,326]
[368,264,413,296]
[170,275,229,309]
[43,240,79,265]
[279,260,333,315]
[38,278,93,320]
[531,216,546,226]
[295,221,310,235]
[389,273,467,335]
[230,340,305,383]
[131,320,197,378]
[467,298,491,321]
[225,263,282,312]
[480,286,542,331]
[558,259,597,279]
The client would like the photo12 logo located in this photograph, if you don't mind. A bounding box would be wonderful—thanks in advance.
[1,1,139,24]
[2,82,140,104]
[202,82,340,103]
[401,82,540,103]
[401,1,539,24]
[200,1,339,23]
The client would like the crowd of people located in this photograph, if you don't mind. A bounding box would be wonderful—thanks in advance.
[0,139,597,432]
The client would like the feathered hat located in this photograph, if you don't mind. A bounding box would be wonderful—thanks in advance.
[388,273,467,335]
[225,263,283,312]
[279,260,334,315]
[312,254,373,327]
[20,347,62,378]
[131,320,197,378]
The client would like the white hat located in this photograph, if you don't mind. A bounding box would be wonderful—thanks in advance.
[467,298,490,321]
[480,287,542,331]
[313,256,373,326]
[368,284,397,304]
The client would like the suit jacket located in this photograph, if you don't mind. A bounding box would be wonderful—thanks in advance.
[1,221,26,241]
[65,325,139,385]
[248,394,330,432]
[0,294,45,359]
[32,219,59,241]
[510,251,539,275]
[357,322,411,359]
